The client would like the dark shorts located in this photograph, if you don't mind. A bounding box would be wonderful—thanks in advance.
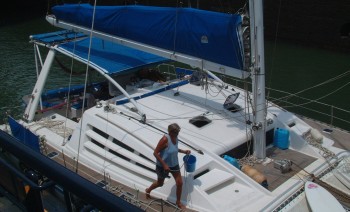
[156,165,180,179]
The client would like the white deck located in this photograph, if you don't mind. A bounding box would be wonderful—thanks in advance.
[10,74,348,212]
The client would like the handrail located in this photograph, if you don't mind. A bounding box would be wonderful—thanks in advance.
[0,130,143,212]
[0,156,56,190]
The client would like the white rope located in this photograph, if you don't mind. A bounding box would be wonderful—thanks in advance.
[303,131,335,159]
[238,155,259,167]
[335,156,350,174]
[29,118,73,138]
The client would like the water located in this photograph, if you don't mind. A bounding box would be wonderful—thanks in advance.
[0,18,349,130]
[264,41,350,130]
[0,18,86,121]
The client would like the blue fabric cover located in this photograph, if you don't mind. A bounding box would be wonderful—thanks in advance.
[8,117,40,152]
[31,30,86,44]
[52,4,243,70]
[58,36,168,74]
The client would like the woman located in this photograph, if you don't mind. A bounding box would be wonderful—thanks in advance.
[145,123,191,210]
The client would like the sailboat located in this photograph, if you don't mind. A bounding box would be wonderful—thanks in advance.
[1,1,349,211]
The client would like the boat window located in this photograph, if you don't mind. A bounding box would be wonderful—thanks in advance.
[189,116,212,128]
[93,127,109,139]
[109,149,130,161]
[91,139,105,149]
[193,169,210,179]
[112,138,134,152]
[112,139,154,163]
[135,162,157,173]
[87,126,155,173]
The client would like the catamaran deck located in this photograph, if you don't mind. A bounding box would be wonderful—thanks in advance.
[38,114,349,211]
[1,114,349,211]
[43,145,195,212]
[253,147,317,191]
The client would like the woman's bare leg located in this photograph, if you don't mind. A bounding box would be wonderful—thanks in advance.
[171,171,186,209]
[146,178,164,198]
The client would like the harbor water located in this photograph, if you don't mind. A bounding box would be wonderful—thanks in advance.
[0,18,349,130]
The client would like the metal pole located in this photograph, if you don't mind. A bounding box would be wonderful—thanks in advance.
[250,0,267,159]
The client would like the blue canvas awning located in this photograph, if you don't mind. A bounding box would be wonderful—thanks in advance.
[31,30,168,75]
[52,4,244,71]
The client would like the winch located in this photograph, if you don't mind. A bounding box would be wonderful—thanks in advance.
[274,159,292,173]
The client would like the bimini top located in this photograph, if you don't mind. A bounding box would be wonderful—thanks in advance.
[30,30,168,75]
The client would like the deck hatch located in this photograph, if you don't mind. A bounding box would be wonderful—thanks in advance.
[225,104,243,113]
[189,116,212,128]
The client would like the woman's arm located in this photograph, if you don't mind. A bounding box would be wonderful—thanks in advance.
[179,149,191,154]
[153,136,169,171]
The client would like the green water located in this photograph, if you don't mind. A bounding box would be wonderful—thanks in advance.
[264,41,350,130]
[0,18,349,130]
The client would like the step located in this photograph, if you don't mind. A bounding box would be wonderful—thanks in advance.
[194,168,234,191]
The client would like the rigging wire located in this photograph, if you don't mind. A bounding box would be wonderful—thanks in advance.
[61,32,79,148]
[119,111,204,155]
[276,80,350,108]
[219,70,350,123]
[136,77,350,129]
[75,0,98,173]
[273,70,350,104]
[266,0,282,100]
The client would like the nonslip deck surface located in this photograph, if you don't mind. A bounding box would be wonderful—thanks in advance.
[253,147,317,191]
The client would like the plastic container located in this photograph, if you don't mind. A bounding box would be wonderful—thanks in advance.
[183,155,196,172]
[274,128,290,149]
[223,155,240,169]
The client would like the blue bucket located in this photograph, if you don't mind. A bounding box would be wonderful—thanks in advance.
[183,155,196,172]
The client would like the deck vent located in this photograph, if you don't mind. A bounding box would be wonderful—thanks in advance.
[288,122,296,128]
[189,116,211,128]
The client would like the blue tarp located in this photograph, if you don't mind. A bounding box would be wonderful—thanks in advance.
[58,36,168,75]
[8,117,40,152]
[31,30,168,75]
[31,30,86,44]
[52,4,244,70]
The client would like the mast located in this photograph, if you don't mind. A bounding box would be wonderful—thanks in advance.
[249,0,267,159]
